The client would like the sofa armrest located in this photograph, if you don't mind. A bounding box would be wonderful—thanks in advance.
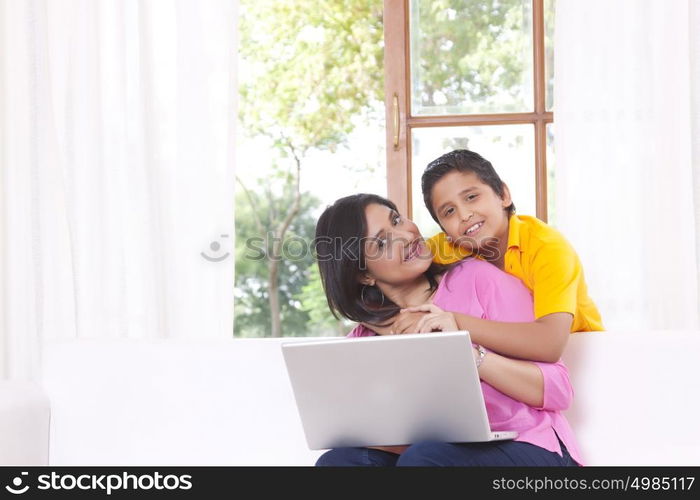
[0,381,50,465]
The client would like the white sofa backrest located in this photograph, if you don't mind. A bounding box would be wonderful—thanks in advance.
[562,330,700,465]
[0,381,50,465]
[41,338,321,466]
[35,330,700,466]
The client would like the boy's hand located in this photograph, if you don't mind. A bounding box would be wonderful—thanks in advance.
[389,310,428,334]
[402,304,458,333]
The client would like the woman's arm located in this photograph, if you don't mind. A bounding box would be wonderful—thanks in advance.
[476,347,545,407]
[476,348,575,410]
[529,360,574,412]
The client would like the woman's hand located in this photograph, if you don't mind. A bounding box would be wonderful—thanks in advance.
[401,304,458,333]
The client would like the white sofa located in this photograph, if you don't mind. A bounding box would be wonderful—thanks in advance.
[2,330,699,466]
[0,381,50,465]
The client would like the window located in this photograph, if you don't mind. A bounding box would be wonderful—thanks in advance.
[234,0,555,337]
[383,0,555,233]
[234,0,386,337]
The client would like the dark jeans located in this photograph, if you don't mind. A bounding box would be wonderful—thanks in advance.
[316,434,579,467]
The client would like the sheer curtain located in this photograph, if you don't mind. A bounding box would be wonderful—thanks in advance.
[553,0,700,331]
[0,0,237,381]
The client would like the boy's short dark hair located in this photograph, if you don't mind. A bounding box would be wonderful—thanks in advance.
[421,149,516,223]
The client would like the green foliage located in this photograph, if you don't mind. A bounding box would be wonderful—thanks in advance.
[297,264,353,335]
[411,0,529,113]
[239,0,384,153]
[234,168,348,337]
[234,173,315,337]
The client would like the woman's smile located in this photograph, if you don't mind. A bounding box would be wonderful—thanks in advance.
[403,238,426,262]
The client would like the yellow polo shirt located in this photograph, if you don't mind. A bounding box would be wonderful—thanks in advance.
[427,214,603,332]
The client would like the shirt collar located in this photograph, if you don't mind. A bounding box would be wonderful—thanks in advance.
[507,214,523,250]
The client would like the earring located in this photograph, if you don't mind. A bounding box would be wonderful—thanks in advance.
[361,284,385,308]
[446,235,452,242]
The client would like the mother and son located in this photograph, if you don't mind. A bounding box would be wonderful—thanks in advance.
[312,149,604,467]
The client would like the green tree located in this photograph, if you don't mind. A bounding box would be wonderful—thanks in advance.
[234,170,341,337]
[237,0,384,337]
[412,0,529,112]
[297,264,353,336]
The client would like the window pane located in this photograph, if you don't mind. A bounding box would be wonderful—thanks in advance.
[410,0,534,116]
[235,0,385,338]
[410,125,536,237]
[546,122,555,225]
[545,0,555,111]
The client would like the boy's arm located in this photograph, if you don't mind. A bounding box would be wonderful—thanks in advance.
[394,309,572,362]
[443,234,580,361]
[452,311,572,362]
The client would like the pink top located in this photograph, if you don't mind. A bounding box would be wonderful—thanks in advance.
[348,258,584,466]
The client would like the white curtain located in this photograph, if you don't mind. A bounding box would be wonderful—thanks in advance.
[554,0,700,330]
[0,0,237,381]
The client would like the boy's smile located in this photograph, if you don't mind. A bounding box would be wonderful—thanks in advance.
[431,170,512,261]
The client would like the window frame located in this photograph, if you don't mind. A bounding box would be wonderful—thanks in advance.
[383,0,552,221]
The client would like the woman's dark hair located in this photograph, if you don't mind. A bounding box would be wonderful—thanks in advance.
[421,149,515,223]
[314,193,446,327]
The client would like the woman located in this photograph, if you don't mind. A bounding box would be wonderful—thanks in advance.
[313,193,583,467]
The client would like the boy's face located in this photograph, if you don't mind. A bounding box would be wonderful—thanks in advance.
[431,170,512,255]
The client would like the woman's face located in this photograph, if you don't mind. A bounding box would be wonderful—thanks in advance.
[361,203,433,287]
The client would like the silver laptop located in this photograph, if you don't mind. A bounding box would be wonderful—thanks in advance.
[281,330,518,450]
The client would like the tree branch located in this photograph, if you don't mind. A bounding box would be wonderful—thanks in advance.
[235,175,265,234]
[275,146,302,241]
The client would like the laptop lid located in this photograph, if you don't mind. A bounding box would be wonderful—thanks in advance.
[282,331,507,450]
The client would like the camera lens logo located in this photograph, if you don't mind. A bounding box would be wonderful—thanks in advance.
[5,472,29,495]
[201,234,230,262]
